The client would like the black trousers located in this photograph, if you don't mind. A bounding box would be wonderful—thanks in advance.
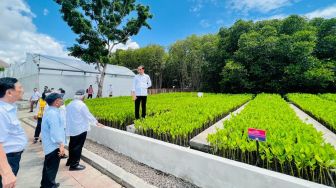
[34,118,42,139]
[0,151,23,188]
[67,131,87,167]
[135,96,147,119]
[30,100,38,112]
[41,149,61,188]
[87,94,93,99]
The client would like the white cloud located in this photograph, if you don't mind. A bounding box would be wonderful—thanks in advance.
[255,14,288,21]
[200,19,211,28]
[190,0,300,15]
[228,0,299,14]
[110,39,140,52]
[189,0,219,13]
[43,8,49,16]
[190,0,203,13]
[255,4,336,21]
[305,4,336,19]
[0,0,68,64]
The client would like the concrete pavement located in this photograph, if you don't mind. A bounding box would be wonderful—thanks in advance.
[16,111,122,188]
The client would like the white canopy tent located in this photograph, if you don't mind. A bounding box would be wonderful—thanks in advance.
[1,53,135,99]
[0,59,10,68]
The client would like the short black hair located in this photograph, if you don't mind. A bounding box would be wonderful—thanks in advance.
[41,92,46,100]
[0,77,18,98]
[45,93,62,106]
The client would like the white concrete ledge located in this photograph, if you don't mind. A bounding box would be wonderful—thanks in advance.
[190,102,248,152]
[289,103,336,149]
[88,125,330,188]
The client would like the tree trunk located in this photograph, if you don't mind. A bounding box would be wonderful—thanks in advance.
[97,64,107,98]
[159,72,162,89]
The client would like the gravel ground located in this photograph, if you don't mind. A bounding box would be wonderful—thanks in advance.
[84,139,199,188]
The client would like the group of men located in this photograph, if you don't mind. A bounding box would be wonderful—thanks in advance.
[0,78,104,188]
[0,65,151,188]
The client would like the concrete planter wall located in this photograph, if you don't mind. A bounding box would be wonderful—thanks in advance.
[87,126,330,188]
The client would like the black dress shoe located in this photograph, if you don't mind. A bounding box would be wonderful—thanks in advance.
[54,183,60,188]
[69,164,86,171]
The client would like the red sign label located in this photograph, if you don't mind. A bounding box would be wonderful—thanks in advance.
[248,128,266,141]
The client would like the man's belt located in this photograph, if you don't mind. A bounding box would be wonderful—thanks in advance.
[6,151,23,157]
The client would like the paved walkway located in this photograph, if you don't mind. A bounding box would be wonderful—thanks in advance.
[16,111,122,188]
[289,104,336,148]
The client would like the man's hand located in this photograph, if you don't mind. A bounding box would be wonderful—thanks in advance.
[33,115,37,120]
[2,170,16,188]
[96,123,105,128]
[132,95,137,101]
[58,144,65,157]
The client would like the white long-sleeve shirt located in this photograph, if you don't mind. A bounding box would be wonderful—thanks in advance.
[31,91,40,101]
[66,99,97,136]
[132,74,152,96]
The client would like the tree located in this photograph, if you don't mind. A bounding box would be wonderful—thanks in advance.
[54,0,152,97]
[166,34,218,90]
[315,18,336,60]
[280,15,307,35]
[220,60,250,93]
[115,45,166,88]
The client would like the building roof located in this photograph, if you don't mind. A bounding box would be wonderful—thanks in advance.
[27,53,135,76]
[0,59,9,68]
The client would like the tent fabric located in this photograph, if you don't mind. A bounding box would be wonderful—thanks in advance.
[0,59,9,68]
[28,53,135,76]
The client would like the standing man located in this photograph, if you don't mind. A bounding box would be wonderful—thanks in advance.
[40,93,65,188]
[58,89,68,159]
[33,92,47,143]
[131,65,152,119]
[29,88,40,112]
[87,85,94,99]
[0,77,28,188]
[109,84,113,97]
[65,89,103,171]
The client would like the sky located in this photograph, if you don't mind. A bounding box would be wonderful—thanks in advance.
[1,0,336,64]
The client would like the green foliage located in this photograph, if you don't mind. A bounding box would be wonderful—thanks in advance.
[135,93,252,146]
[319,93,336,103]
[287,93,336,133]
[208,94,336,186]
[315,18,336,60]
[54,0,152,97]
[114,45,166,88]
[220,60,250,93]
[165,34,220,90]
[83,93,252,145]
[161,15,336,93]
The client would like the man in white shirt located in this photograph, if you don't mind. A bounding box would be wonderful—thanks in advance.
[65,89,103,171]
[29,88,40,112]
[131,65,152,119]
[0,77,27,188]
